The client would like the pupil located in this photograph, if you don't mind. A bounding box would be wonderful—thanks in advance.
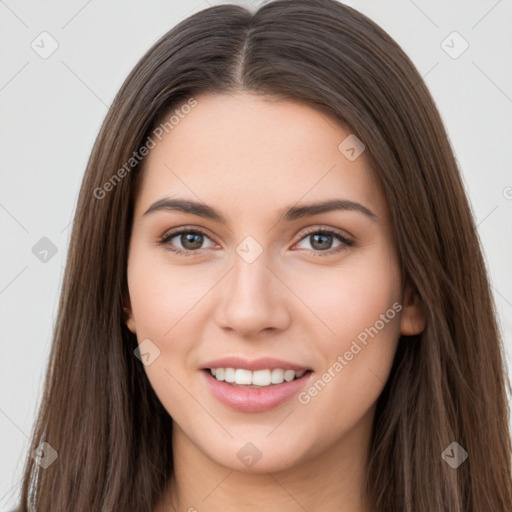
[311,233,331,250]
[182,233,203,250]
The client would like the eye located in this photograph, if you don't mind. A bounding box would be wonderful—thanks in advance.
[294,228,353,256]
[159,228,216,256]
[159,226,353,257]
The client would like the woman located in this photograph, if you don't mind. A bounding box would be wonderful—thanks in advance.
[14,0,512,510]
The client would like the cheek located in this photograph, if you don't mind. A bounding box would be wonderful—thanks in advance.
[126,242,221,400]
[292,246,402,396]
[291,245,402,348]
[293,250,402,432]
[126,247,205,419]
[126,244,187,375]
[127,240,209,339]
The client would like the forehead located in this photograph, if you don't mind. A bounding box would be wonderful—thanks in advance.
[133,92,387,222]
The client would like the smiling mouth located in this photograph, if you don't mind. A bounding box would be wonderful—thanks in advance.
[202,366,314,412]
[204,368,313,388]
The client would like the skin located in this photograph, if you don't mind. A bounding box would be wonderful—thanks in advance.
[124,91,426,512]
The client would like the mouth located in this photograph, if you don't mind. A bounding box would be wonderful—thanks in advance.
[204,367,311,388]
[201,366,314,412]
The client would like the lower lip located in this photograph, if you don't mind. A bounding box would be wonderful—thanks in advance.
[202,369,313,413]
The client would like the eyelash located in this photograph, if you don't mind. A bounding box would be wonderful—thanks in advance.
[158,226,353,258]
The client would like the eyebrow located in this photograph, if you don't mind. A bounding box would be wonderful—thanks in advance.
[143,197,377,224]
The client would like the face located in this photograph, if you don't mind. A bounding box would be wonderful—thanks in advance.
[125,91,424,473]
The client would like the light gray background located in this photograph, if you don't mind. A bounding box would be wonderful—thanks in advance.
[1,0,511,509]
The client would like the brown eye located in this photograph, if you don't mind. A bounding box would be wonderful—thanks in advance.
[178,232,204,250]
[160,228,215,255]
[309,232,335,251]
[295,228,353,256]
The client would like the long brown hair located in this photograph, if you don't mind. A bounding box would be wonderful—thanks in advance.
[14,1,512,510]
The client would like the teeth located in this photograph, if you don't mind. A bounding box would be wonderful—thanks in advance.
[252,370,271,386]
[224,367,235,383]
[284,369,295,382]
[234,369,252,385]
[271,368,284,384]
[211,367,307,386]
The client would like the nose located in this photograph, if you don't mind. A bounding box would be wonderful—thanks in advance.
[214,248,291,337]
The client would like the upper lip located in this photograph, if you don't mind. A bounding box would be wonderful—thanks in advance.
[201,356,311,372]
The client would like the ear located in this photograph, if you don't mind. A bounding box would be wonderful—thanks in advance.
[123,292,137,334]
[399,281,427,335]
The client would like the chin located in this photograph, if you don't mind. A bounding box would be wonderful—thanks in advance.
[201,435,313,474]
